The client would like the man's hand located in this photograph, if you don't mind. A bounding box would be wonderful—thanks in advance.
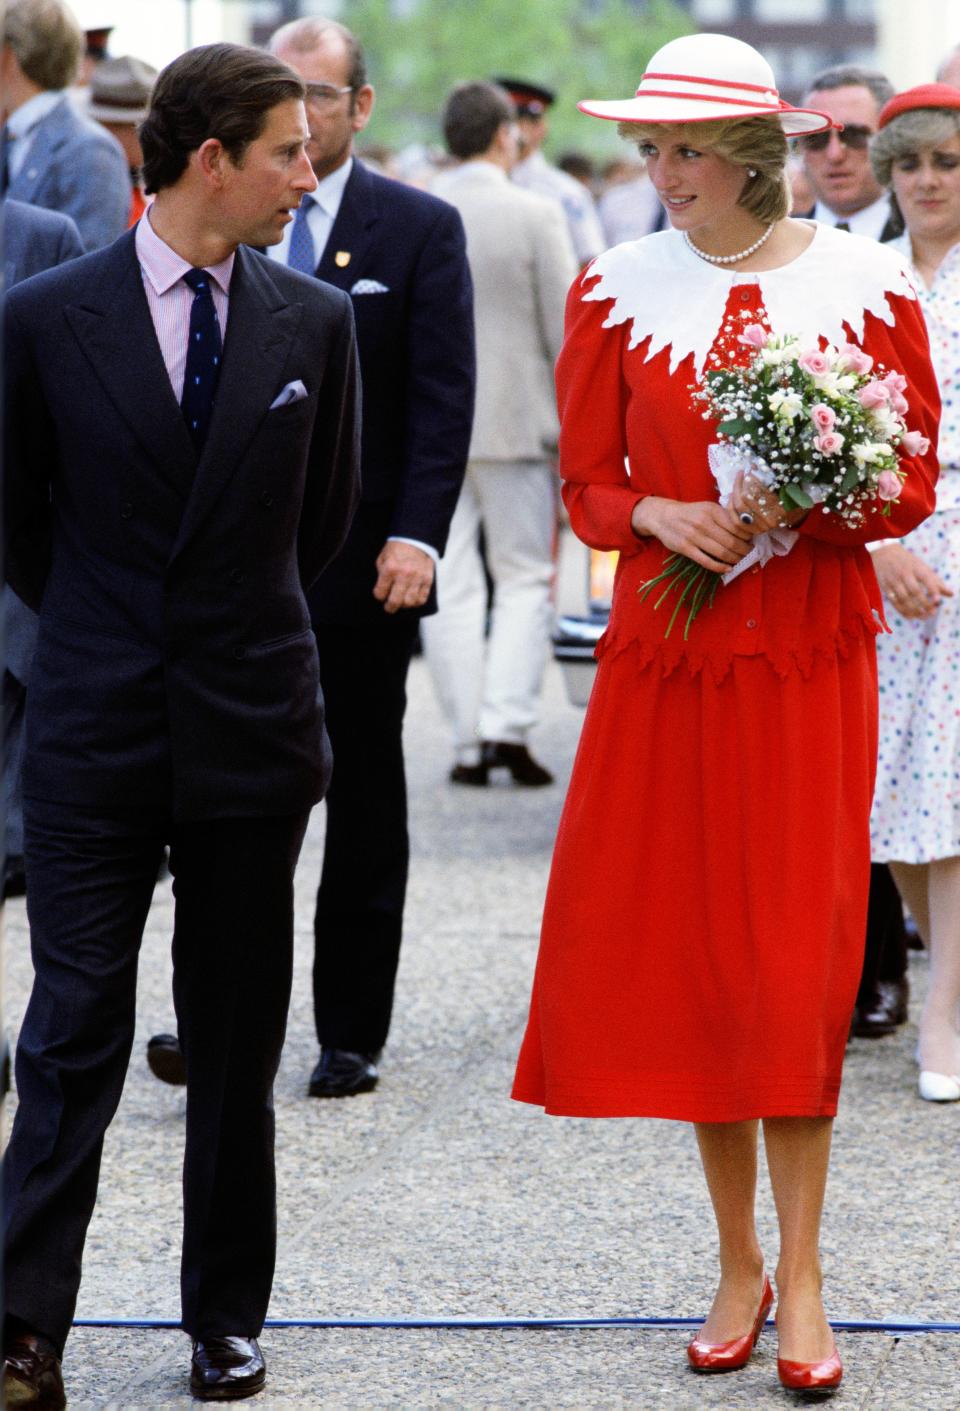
[633,496,753,573]
[373,541,435,614]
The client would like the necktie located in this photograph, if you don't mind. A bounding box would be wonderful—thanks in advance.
[287,194,316,275]
[181,268,223,453]
[835,220,851,233]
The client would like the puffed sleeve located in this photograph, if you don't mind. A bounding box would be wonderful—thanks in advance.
[556,271,647,557]
[797,292,940,546]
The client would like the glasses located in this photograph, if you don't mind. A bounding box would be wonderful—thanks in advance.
[304,82,353,107]
[799,124,874,153]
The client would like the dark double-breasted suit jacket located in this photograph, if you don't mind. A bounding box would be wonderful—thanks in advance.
[305,158,475,624]
[4,230,361,823]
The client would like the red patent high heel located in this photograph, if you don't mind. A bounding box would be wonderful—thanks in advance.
[777,1344,843,1393]
[686,1274,774,1372]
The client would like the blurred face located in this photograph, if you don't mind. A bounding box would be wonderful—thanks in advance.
[800,84,884,216]
[217,98,317,247]
[517,113,546,158]
[273,33,373,181]
[639,135,750,236]
[890,132,960,245]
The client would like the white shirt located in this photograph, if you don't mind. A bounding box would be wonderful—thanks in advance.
[6,90,64,178]
[512,149,604,264]
[812,193,894,242]
[269,156,437,564]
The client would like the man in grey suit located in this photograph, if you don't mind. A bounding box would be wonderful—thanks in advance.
[424,81,576,786]
[2,198,84,898]
[1,0,130,250]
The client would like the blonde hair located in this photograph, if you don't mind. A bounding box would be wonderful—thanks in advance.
[2,0,82,92]
[618,115,791,224]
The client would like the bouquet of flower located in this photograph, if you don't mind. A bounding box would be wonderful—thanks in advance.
[639,325,930,639]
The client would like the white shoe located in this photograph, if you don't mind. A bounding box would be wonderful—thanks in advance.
[918,1070,960,1102]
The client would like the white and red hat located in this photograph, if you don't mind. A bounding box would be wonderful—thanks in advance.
[578,34,834,137]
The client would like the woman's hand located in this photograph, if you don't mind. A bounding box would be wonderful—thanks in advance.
[632,496,753,573]
[872,542,954,620]
[729,471,807,535]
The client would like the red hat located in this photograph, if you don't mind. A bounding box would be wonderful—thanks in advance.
[878,83,960,129]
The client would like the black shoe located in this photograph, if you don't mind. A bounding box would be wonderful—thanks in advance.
[851,977,909,1037]
[3,1331,65,1409]
[146,1032,187,1086]
[308,1047,379,1098]
[481,740,554,786]
[190,1336,265,1401]
[449,761,488,785]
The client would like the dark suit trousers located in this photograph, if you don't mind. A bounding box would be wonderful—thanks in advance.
[312,615,419,1053]
[3,800,309,1352]
[857,862,909,1005]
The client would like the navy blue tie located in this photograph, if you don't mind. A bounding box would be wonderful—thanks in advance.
[286,194,316,275]
[181,268,223,452]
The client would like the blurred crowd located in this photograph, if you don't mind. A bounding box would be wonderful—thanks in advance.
[2,0,960,1107]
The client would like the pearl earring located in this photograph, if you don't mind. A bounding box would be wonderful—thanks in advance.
[748,168,758,178]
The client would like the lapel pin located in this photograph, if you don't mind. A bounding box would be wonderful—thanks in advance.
[335,251,351,268]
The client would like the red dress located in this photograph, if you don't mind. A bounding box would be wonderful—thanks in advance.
[512,226,940,1122]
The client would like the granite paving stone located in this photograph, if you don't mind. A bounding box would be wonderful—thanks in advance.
[4,637,959,1408]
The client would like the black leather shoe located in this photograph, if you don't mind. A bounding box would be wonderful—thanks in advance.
[191,1336,265,1401]
[3,1332,65,1409]
[308,1047,379,1098]
[146,1032,187,1085]
[851,977,909,1037]
[481,740,554,786]
[449,761,488,785]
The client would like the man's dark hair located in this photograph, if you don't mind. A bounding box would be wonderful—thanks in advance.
[140,43,306,195]
[804,65,894,112]
[442,81,514,161]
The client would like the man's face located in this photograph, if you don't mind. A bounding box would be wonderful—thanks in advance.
[800,84,884,216]
[273,34,373,181]
[218,98,317,247]
[517,113,546,159]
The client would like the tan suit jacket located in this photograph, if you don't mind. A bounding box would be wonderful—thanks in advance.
[434,161,577,461]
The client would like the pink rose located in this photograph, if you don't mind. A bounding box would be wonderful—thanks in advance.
[739,323,768,349]
[799,350,831,376]
[882,370,908,395]
[815,431,845,456]
[900,429,931,457]
[877,470,902,501]
[858,381,891,410]
[891,392,909,416]
[838,343,873,376]
[811,403,836,433]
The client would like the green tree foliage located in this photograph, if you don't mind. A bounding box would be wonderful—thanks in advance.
[342,0,693,157]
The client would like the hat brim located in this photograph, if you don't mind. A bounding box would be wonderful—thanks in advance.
[578,96,832,137]
[88,102,148,124]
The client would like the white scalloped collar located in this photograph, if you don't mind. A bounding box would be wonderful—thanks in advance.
[583,224,918,376]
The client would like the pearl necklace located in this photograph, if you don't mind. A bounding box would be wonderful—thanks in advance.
[683,224,775,266]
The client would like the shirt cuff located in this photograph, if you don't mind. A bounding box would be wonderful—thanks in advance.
[387,536,440,564]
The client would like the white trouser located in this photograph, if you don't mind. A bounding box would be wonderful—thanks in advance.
[422,459,556,764]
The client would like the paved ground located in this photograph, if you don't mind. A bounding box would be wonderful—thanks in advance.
[4,645,960,1409]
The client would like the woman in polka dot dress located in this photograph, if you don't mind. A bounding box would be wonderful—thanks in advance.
[869,86,960,1103]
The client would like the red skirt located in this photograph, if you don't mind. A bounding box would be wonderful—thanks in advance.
[512,637,878,1122]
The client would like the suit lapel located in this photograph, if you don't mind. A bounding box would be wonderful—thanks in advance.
[63,231,198,497]
[315,161,381,290]
[171,245,304,557]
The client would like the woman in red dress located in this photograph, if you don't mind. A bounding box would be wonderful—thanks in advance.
[512,33,940,1394]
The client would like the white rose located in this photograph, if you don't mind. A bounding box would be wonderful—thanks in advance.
[768,389,803,420]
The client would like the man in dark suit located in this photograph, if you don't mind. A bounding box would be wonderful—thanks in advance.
[2,43,360,1407]
[1,0,130,249]
[2,199,84,899]
[267,17,474,1097]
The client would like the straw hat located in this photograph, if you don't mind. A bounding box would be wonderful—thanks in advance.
[578,33,833,137]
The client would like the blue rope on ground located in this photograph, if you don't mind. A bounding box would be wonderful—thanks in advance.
[72,1316,960,1333]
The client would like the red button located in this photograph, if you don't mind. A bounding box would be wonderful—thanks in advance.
[740,290,752,303]
[746,618,757,629]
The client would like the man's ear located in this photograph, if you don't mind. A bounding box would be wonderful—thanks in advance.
[351,84,375,136]
[195,136,228,188]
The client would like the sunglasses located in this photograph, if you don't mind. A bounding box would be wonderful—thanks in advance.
[304,82,354,106]
[799,124,874,153]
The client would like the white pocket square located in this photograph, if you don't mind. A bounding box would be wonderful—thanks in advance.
[269,379,308,409]
[350,279,389,295]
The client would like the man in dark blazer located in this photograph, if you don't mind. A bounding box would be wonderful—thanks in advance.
[267,17,474,1097]
[2,199,84,899]
[2,43,360,1407]
[1,0,130,249]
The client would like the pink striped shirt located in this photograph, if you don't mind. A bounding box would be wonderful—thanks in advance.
[135,211,234,403]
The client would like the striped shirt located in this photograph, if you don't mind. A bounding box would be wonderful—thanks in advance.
[135,210,234,403]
